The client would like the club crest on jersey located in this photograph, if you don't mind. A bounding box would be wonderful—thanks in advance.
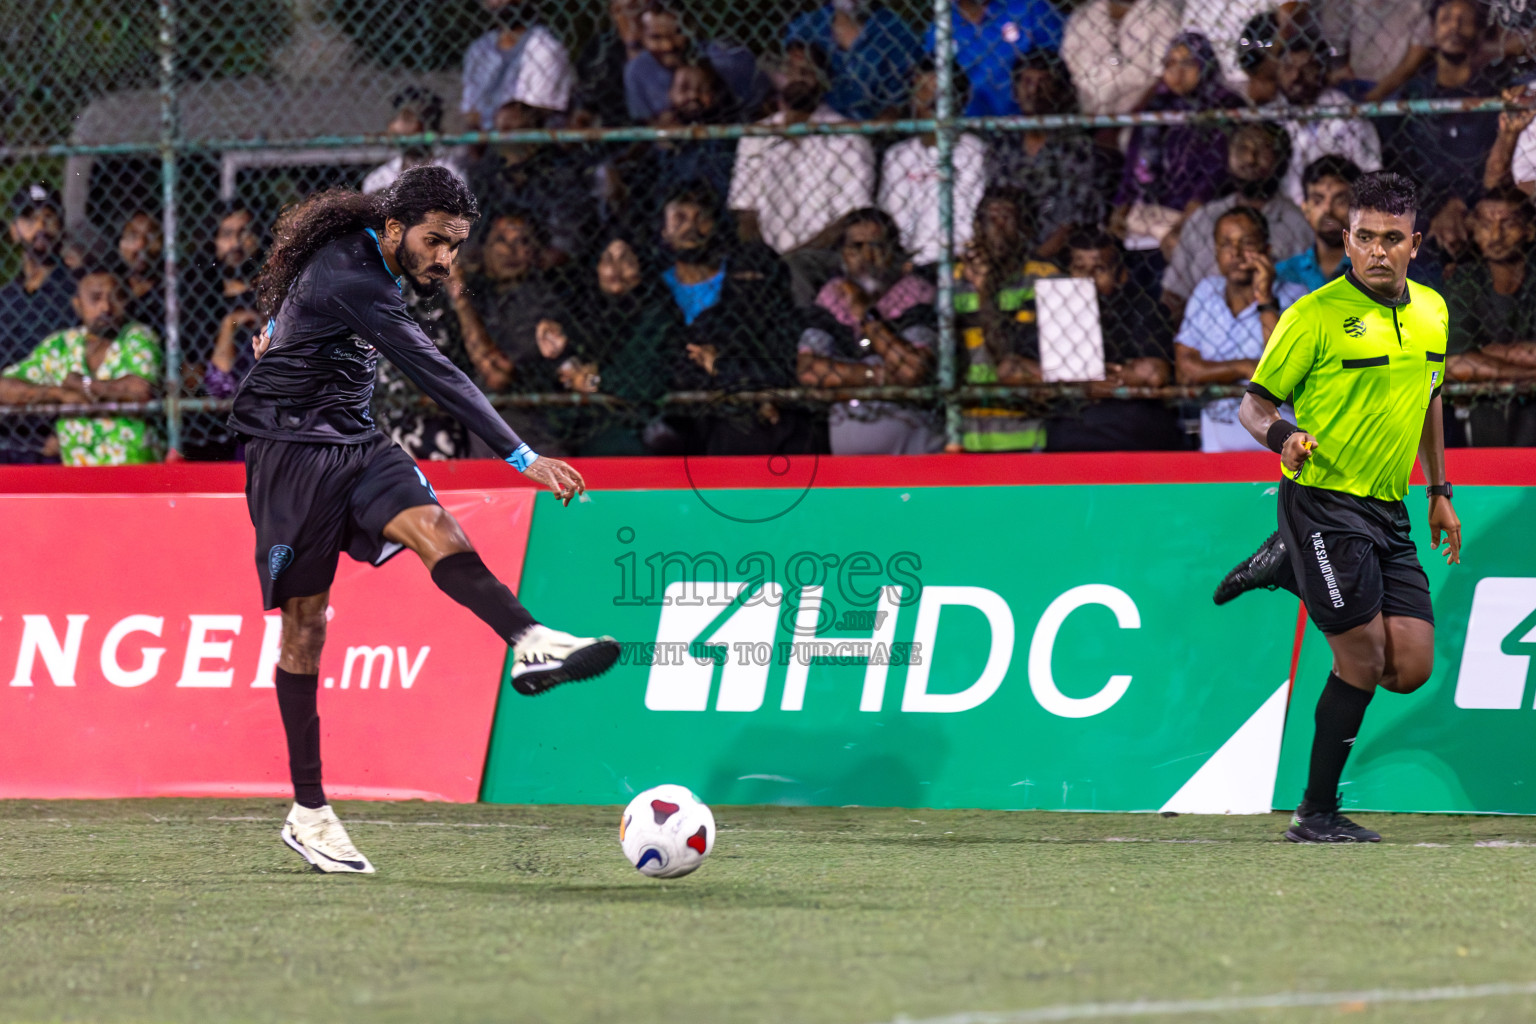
[1342,316,1366,338]
[269,545,295,580]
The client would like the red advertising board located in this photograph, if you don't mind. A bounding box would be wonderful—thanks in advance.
[0,486,533,802]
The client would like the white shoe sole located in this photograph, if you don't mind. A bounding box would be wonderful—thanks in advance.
[511,637,620,696]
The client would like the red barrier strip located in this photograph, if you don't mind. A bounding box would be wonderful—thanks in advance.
[1288,602,1309,699]
[5,448,1534,494]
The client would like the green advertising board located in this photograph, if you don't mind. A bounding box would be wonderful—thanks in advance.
[483,482,1303,812]
[1272,485,1536,814]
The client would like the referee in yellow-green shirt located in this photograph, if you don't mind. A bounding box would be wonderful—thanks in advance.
[1238,172,1462,844]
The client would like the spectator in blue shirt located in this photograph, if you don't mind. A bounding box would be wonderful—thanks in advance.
[784,2,924,120]
[655,183,816,456]
[625,3,768,123]
[924,0,1065,116]
[1173,206,1304,452]
[1276,155,1360,293]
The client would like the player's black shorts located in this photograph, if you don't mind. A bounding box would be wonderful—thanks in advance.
[1277,478,1433,635]
[244,432,439,610]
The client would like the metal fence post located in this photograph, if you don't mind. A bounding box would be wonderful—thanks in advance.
[932,0,959,451]
[158,0,182,455]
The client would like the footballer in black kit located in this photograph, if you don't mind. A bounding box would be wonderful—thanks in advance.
[230,166,618,874]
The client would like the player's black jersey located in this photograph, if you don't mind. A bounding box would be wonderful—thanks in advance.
[228,229,522,457]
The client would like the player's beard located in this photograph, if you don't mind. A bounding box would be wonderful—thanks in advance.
[28,229,57,261]
[398,243,448,298]
[665,231,720,266]
[781,82,822,114]
[1235,174,1278,201]
[852,267,897,297]
[88,311,123,339]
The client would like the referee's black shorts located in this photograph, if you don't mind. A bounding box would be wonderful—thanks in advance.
[244,432,440,610]
[1277,478,1433,636]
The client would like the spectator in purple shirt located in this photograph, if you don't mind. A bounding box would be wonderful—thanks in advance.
[1114,31,1245,260]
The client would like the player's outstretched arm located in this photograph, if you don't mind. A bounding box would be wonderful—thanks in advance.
[1239,391,1316,473]
[1419,393,1461,565]
[339,297,535,464]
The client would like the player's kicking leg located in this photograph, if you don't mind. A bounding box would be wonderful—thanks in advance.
[381,504,620,694]
[272,591,376,874]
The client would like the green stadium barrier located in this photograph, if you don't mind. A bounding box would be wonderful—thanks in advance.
[481,481,1301,812]
[1273,485,1536,815]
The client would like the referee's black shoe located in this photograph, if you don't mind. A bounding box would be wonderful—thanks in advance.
[1284,798,1381,843]
[1213,531,1288,605]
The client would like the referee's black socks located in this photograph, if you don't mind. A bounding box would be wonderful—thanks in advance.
[430,550,537,645]
[274,668,327,809]
[1303,671,1374,809]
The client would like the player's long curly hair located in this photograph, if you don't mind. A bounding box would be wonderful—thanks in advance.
[255,165,479,319]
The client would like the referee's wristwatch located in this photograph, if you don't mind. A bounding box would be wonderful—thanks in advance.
[1427,482,1453,499]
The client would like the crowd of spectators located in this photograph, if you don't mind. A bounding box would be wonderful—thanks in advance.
[6,0,1536,463]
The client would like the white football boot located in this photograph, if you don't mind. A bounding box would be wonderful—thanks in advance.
[280,803,376,874]
[510,625,620,696]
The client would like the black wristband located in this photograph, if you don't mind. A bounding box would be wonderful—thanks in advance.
[1266,420,1298,455]
[1256,300,1281,314]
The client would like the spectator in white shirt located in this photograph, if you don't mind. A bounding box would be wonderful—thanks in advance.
[1062,0,1182,116]
[729,41,877,304]
[1490,91,1536,197]
[879,59,985,266]
[460,0,574,128]
[361,88,466,196]
[1270,37,1381,205]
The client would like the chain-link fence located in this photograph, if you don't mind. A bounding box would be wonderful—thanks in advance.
[2,0,1536,465]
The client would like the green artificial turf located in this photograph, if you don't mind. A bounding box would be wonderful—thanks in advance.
[3,801,1536,1023]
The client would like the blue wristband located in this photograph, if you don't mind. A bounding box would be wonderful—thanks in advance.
[505,443,539,472]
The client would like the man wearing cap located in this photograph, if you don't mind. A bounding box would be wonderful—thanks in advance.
[0,183,75,374]
[0,183,77,464]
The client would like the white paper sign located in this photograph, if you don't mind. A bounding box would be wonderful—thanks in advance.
[1035,276,1105,383]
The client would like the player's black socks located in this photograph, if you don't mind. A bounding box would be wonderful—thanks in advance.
[430,551,537,644]
[274,668,327,809]
[1303,671,1374,809]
